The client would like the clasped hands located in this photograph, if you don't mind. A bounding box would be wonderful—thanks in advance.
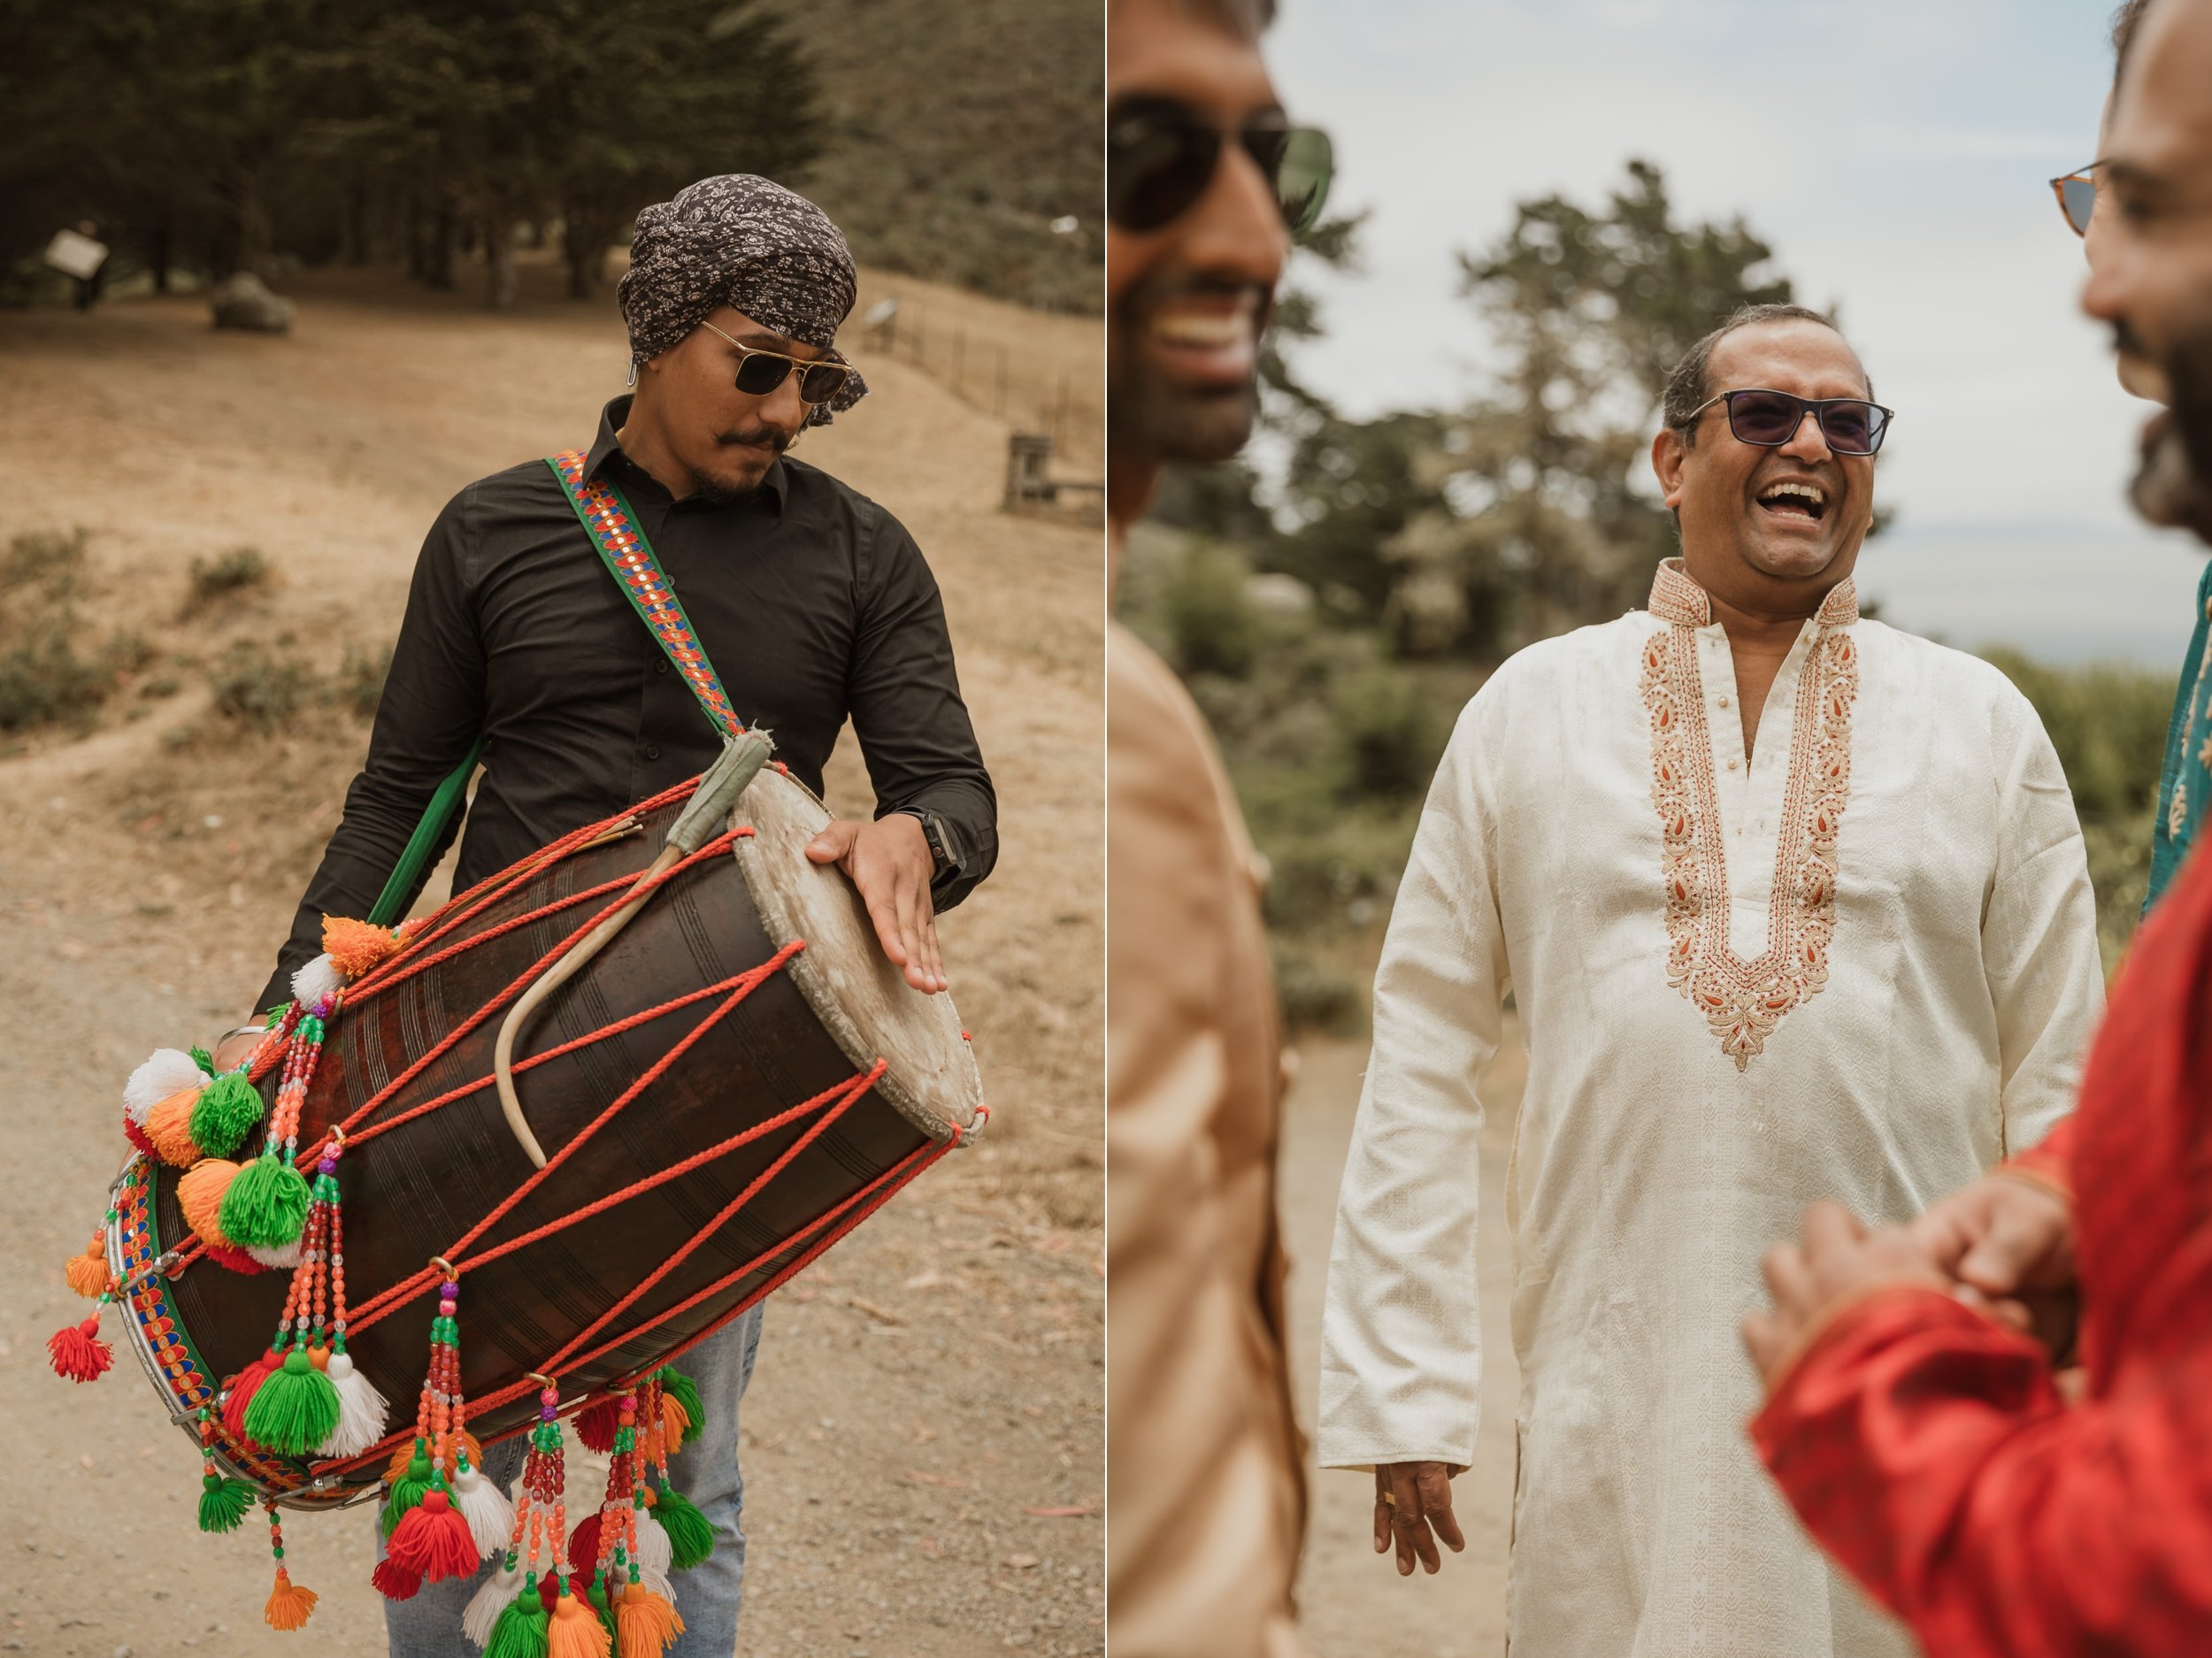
[1740,1172,2078,1390]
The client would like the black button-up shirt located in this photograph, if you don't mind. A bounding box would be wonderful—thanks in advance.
[259,395,996,1010]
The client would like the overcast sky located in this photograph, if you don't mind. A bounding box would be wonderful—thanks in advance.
[1264,0,2208,664]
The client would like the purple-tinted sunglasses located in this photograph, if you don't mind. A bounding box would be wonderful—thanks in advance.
[1684,388,1893,457]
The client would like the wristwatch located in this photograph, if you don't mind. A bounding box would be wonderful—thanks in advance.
[891,807,966,898]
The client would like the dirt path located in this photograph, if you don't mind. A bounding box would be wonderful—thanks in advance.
[1277,1025,1526,1658]
[0,259,1101,1658]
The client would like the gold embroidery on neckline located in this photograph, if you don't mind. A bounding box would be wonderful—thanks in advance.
[1638,575,1861,1071]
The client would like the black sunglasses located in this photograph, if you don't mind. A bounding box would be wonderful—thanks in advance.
[1107,98,1333,236]
[698,319,852,404]
[1684,388,1894,457]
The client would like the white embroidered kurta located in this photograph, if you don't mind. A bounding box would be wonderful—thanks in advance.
[1317,560,2106,1657]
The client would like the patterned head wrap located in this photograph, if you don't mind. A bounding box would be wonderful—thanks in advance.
[618,174,869,426]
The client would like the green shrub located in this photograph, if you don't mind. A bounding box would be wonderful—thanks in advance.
[337,641,394,721]
[188,547,272,612]
[2,528,87,590]
[1271,944,1364,1035]
[1332,664,1445,801]
[209,643,311,732]
[1162,544,1260,679]
[0,628,111,733]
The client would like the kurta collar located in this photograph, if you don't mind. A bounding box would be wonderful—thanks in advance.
[581,394,788,515]
[1647,557,1858,629]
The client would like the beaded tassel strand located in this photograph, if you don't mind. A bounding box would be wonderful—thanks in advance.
[47,1206,117,1382]
[382,1270,480,1593]
[263,1504,318,1631]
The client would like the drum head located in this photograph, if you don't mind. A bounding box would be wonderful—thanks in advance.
[731,769,983,1140]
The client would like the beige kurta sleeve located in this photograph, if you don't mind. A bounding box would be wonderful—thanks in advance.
[1106,625,1309,1658]
[1979,676,2107,1157]
[1317,694,1508,1470]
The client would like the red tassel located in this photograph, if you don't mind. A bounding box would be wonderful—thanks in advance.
[568,1509,604,1577]
[122,1115,157,1156]
[48,1313,111,1382]
[203,1242,268,1275]
[370,1557,423,1600]
[222,1349,283,1441]
[574,1395,623,1454]
[386,1488,480,1581]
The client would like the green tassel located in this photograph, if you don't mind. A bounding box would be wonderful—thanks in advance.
[381,1445,436,1536]
[242,1347,341,1456]
[588,1576,618,1646]
[657,1365,705,1447]
[654,1481,715,1570]
[218,1154,311,1248]
[483,1585,551,1658]
[197,1472,255,1533]
[188,1071,264,1159]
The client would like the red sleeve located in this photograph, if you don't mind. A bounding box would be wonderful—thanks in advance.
[1751,1283,2212,1658]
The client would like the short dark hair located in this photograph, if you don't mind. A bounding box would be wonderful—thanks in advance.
[1661,303,1870,447]
[2112,0,2155,87]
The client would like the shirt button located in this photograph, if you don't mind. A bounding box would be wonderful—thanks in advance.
[645,745,661,761]
[655,659,670,675]
[1726,758,1739,770]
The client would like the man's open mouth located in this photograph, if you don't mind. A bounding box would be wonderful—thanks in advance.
[1755,480,1829,523]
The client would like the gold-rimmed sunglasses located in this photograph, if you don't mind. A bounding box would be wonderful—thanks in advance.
[2050,162,2101,237]
[698,319,854,404]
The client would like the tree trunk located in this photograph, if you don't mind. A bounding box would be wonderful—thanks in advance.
[345,175,371,266]
[150,214,173,295]
[234,171,274,278]
[427,203,457,291]
[483,209,518,310]
[563,205,609,301]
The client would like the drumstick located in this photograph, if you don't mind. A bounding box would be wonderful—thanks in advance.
[491,731,777,1168]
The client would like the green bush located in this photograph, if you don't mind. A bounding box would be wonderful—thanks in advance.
[2,527,87,590]
[188,547,272,612]
[1162,544,1260,679]
[1271,944,1364,1035]
[209,643,312,732]
[337,642,394,721]
[0,628,111,733]
[1332,664,1445,801]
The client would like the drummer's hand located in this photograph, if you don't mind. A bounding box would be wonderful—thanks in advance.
[210,1024,266,1073]
[804,816,947,994]
[1373,1462,1465,1577]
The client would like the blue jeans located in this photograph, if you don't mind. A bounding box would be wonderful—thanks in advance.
[380,1303,764,1657]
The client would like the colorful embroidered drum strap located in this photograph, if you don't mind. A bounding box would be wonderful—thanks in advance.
[546,448,746,739]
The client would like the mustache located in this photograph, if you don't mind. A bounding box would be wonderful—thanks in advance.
[2113,319,2156,365]
[714,423,795,452]
[1117,266,1273,321]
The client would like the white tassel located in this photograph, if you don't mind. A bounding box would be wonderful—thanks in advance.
[316,1349,390,1459]
[636,1508,672,1574]
[124,1048,207,1125]
[290,953,343,1011]
[454,1461,517,1558]
[246,1238,303,1270]
[461,1559,525,1649]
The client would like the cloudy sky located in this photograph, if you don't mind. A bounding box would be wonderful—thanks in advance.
[1264,0,2208,664]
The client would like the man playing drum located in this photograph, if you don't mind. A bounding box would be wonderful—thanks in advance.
[211,173,996,1655]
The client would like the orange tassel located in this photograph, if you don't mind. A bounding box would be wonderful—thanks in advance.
[144,1088,204,1166]
[659,1391,689,1447]
[178,1159,242,1246]
[264,1567,318,1631]
[548,1587,613,1658]
[322,916,401,979]
[616,1583,682,1657]
[64,1233,108,1300]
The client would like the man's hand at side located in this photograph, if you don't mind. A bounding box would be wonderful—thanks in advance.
[1373,1461,1466,1577]
[804,814,947,994]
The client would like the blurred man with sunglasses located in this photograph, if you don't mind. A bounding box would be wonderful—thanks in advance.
[1742,4,2212,1653]
[228,173,995,1658]
[1318,302,2105,1655]
[1105,2,1330,1654]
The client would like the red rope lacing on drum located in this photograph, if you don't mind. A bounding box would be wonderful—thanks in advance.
[138,771,974,1476]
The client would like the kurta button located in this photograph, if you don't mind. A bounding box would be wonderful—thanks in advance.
[645,744,660,760]
[1717,695,1730,708]
[1726,758,1739,770]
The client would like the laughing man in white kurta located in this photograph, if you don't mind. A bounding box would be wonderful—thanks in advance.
[1317,309,2106,1657]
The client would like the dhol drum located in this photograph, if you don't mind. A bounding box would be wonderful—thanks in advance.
[51,749,982,1635]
